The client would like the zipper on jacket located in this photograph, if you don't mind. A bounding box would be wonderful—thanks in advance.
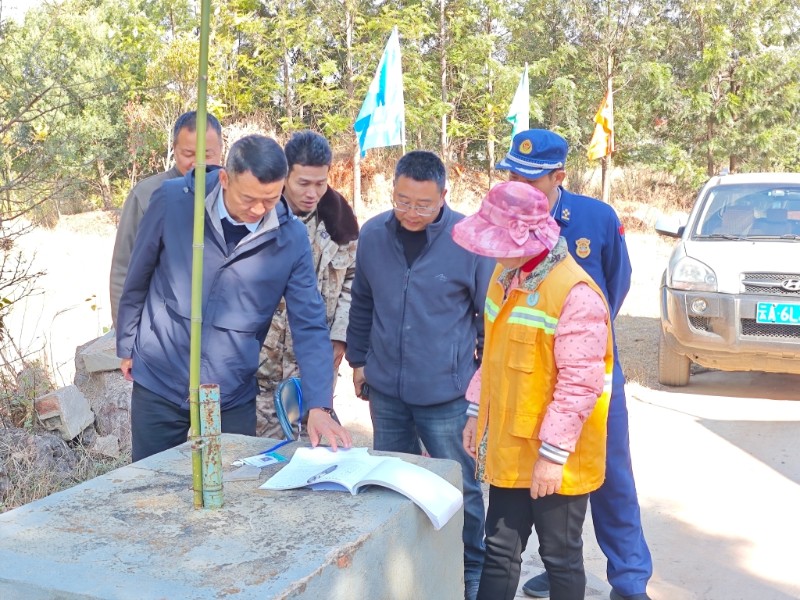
[397,268,411,399]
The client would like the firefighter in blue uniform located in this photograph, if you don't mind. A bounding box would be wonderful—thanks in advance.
[497,129,652,600]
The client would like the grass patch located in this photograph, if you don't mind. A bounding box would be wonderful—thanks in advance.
[0,427,129,513]
[0,358,130,514]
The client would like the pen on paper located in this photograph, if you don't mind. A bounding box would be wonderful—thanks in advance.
[307,465,338,484]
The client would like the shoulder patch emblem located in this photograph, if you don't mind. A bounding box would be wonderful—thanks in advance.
[575,237,591,259]
[519,139,533,155]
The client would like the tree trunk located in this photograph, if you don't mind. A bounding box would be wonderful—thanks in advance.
[728,63,740,173]
[344,3,360,211]
[129,160,138,189]
[706,114,715,177]
[281,5,293,124]
[486,13,494,184]
[96,158,113,211]
[440,0,448,162]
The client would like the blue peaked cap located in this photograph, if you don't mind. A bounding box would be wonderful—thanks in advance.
[496,129,568,179]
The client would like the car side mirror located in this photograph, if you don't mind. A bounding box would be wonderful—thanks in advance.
[655,214,687,238]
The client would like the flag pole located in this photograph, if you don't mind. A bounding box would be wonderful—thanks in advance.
[400,25,406,159]
[587,63,614,202]
[602,58,613,203]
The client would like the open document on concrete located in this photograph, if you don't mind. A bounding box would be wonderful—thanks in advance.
[260,447,463,530]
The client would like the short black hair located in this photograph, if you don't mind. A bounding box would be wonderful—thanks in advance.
[394,151,446,193]
[284,130,332,170]
[172,111,223,144]
[226,135,288,184]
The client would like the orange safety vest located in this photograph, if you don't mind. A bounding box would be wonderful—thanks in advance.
[477,255,614,495]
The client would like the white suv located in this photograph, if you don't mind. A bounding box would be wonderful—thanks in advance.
[655,173,800,386]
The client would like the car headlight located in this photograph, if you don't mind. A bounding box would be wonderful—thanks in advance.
[669,256,717,291]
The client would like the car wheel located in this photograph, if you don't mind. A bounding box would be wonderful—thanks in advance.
[658,331,691,386]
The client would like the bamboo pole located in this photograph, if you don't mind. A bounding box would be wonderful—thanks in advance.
[189,0,212,509]
[200,384,223,508]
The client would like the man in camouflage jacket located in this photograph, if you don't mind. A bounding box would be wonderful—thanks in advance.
[256,131,359,437]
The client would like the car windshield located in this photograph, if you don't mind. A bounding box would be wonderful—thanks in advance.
[693,183,800,239]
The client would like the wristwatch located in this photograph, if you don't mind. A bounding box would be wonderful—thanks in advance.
[313,406,341,424]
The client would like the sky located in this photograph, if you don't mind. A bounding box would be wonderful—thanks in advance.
[1,0,44,23]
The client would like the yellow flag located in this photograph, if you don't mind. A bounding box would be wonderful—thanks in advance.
[587,87,614,160]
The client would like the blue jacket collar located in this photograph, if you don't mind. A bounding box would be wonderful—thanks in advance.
[182,164,224,193]
[552,186,574,226]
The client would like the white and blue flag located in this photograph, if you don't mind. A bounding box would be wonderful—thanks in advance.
[354,27,405,156]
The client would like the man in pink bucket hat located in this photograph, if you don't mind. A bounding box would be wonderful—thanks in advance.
[452,181,614,600]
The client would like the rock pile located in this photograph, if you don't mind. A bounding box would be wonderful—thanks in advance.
[33,331,130,459]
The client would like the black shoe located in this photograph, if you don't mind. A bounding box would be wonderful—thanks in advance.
[522,572,550,598]
[610,591,652,600]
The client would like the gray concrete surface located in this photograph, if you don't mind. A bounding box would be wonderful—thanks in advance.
[0,434,464,600]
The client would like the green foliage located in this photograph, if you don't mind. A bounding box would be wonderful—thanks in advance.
[1,0,799,211]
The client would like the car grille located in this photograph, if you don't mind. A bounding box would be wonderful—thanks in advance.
[689,316,711,331]
[741,318,800,339]
[742,272,800,297]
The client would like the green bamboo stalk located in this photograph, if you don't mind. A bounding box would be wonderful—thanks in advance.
[189,0,212,509]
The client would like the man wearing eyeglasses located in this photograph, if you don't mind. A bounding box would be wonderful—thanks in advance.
[346,150,495,600]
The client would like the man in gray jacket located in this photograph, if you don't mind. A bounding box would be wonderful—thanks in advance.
[109,111,223,327]
[346,151,494,600]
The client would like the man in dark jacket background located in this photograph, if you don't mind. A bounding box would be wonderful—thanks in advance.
[346,151,494,600]
[116,134,351,461]
[109,111,224,328]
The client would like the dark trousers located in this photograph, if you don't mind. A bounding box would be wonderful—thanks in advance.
[590,358,652,595]
[368,387,485,587]
[477,486,589,600]
[130,382,256,462]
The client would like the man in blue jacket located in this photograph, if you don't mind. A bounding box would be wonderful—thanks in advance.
[498,130,651,600]
[117,134,351,461]
[346,151,495,600]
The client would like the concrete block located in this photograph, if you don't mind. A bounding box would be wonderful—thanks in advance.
[74,369,132,453]
[34,385,94,441]
[90,435,120,459]
[75,331,120,374]
[0,434,464,599]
